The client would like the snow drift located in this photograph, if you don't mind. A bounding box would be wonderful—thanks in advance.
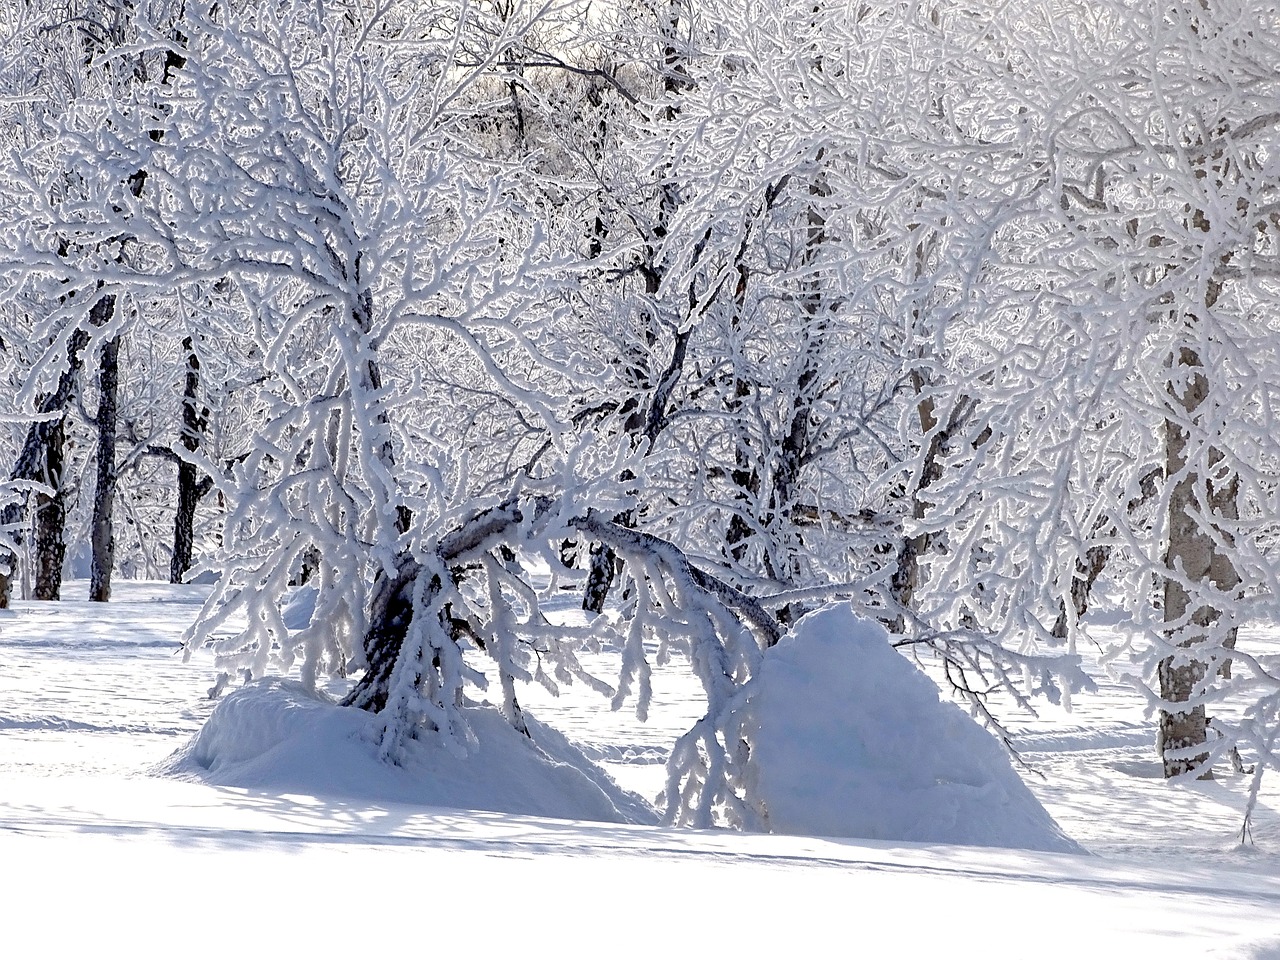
[162,604,1077,852]
[744,604,1081,853]
[159,679,656,825]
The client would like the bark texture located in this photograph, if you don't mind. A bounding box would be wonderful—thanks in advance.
[32,418,66,601]
[1159,345,1240,778]
[0,327,91,608]
[890,391,976,630]
[170,336,210,583]
[89,334,119,602]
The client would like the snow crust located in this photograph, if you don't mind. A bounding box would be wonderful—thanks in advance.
[746,604,1080,853]
[160,678,656,825]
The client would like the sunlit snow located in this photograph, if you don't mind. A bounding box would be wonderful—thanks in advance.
[3,581,1280,957]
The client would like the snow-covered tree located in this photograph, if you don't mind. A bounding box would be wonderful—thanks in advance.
[16,0,1280,833]
[650,0,907,600]
[882,0,1280,786]
[0,0,188,602]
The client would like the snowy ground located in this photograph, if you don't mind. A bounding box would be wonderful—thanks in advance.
[4,581,1280,957]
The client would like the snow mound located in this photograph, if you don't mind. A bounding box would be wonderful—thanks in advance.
[279,585,318,631]
[745,605,1081,853]
[159,679,656,825]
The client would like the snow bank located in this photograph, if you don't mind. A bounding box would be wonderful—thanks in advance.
[159,679,656,825]
[745,604,1081,853]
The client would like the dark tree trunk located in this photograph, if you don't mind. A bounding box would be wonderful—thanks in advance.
[89,334,119,602]
[1051,543,1111,642]
[171,460,200,583]
[583,543,619,614]
[889,388,978,632]
[0,327,91,608]
[0,532,11,608]
[344,558,429,713]
[890,389,943,630]
[582,8,693,614]
[582,289,677,614]
[170,336,209,584]
[1050,469,1160,641]
[33,418,66,601]
[294,546,321,585]
[724,372,761,566]
[765,169,831,623]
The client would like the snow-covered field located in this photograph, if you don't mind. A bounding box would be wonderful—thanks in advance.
[4,582,1280,958]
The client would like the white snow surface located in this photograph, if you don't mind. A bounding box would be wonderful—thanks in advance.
[746,605,1079,852]
[5,581,1280,958]
[161,677,655,824]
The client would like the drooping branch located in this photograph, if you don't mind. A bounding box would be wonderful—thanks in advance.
[345,494,782,715]
[573,508,783,648]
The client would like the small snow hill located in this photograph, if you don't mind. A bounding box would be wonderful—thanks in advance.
[159,678,656,825]
[745,604,1080,853]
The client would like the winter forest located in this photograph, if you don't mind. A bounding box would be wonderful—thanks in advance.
[4,0,1280,952]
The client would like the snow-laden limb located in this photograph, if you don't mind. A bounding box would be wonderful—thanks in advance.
[349,482,1087,832]
[337,486,776,825]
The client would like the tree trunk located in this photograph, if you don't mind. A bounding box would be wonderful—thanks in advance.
[890,388,976,630]
[344,557,429,713]
[1051,469,1160,640]
[1159,344,1240,778]
[0,327,91,608]
[724,376,761,566]
[170,336,208,584]
[888,224,953,632]
[0,545,10,608]
[348,281,416,679]
[583,542,620,613]
[1157,83,1241,776]
[33,418,66,601]
[582,4,692,614]
[171,460,201,583]
[889,394,938,628]
[756,167,831,622]
[89,334,119,601]
[1051,543,1110,641]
